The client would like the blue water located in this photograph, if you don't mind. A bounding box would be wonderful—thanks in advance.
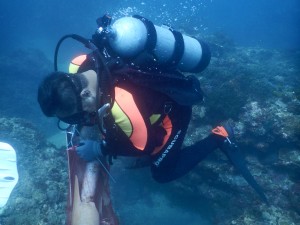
[0,0,299,224]
[0,0,298,132]
[0,0,299,56]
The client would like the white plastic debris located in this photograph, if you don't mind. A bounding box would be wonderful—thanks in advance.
[0,142,19,208]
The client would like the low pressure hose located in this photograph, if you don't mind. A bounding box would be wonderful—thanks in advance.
[54,34,91,71]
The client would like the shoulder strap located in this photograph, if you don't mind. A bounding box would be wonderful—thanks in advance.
[112,68,204,106]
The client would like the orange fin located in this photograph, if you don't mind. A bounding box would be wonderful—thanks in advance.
[212,126,228,137]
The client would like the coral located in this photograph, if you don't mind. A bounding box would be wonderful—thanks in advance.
[1,37,300,224]
[0,117,68,225]
[174,41,300,224]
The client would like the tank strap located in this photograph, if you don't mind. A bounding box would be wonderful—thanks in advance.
[133,15,157,52]
[190,39,211,73]
[165,29,185,67]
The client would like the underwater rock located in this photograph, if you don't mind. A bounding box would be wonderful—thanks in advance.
[175,44,300,224]
[0,49,53,132]
[0,117,68,225]
[0,40,299,224]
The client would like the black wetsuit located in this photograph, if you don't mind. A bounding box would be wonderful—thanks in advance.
[101,76,221,183]
[78,55,221,183]
[150,102,220,183]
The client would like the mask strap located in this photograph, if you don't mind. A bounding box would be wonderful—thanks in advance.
[65,74,83,112]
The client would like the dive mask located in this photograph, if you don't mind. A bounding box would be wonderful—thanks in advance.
[57,74,98,127]
[59,111,98,126]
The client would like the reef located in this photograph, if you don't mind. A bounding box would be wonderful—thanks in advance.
[0,39,299,224]
[0,118,68,224]
[172,35,300,224]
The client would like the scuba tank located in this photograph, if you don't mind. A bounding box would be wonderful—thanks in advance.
[94,15,211,73]
[53,14,208,117]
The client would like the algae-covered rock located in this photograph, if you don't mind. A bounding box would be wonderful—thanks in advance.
[0,117,68,224]
[1,38,299,224]
[175,43,300,224]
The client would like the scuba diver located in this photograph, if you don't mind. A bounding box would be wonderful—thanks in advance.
[37,15,268,204]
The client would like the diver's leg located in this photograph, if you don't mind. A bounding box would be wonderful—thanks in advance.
[150,103,223,183]
[172,134,222,178]
[151,133,222,183]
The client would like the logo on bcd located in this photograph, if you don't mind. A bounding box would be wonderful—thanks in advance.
[153,130,182,167]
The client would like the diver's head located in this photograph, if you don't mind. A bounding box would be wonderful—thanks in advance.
[37,70,99,126]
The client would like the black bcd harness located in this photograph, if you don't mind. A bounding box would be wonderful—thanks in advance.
[54,14,205,162]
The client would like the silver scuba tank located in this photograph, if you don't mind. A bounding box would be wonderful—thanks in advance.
[104,15,211,73]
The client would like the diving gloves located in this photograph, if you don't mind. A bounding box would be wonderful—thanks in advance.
[212,124,269,204]
[76,140,103,162]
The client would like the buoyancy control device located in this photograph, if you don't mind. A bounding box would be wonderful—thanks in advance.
[54,14,211,76]
[93,15,211,73]
[53,14,208,123]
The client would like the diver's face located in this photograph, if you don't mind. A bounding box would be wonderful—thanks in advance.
[56,70,99,125]
[80,70,98,113]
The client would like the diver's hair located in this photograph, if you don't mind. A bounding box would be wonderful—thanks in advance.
[37,72,79,117]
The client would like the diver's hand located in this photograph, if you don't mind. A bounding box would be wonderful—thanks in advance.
[76,140,102,162]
